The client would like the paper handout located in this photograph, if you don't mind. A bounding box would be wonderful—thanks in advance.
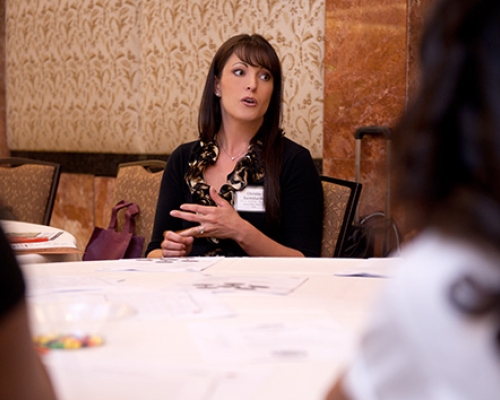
[187,275,308,295]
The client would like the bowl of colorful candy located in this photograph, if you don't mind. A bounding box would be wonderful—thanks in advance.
[29,301,135,350]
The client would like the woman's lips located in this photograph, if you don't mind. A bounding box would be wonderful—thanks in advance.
[242,96,257,105]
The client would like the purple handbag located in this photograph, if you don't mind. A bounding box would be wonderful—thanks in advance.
[83,200,145,261]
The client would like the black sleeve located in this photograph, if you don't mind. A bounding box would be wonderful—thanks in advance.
[279,141,323,257]
[0,225,25,319]
[145,143,194,255]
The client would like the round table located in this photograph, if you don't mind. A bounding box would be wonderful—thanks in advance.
[1,219,81,263]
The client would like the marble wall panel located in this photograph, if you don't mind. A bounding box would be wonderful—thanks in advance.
[93,176,116,229]
[50,173,96,251]
[323,0,407,223]
[50,174,116,252]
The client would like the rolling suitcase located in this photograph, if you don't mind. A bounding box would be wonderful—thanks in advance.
[342,125,401,258]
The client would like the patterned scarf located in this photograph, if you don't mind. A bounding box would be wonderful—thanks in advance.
[185,139,265,206]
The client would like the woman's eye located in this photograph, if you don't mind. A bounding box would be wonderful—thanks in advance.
[259,72,272,81]
[233,69,245,77]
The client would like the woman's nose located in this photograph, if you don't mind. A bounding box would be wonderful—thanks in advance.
[246,75,257,91]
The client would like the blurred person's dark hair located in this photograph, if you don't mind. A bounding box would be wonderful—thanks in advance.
[393,0,500,252]
[391,0,500,345]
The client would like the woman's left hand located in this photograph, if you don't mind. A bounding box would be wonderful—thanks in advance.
[170,186,243,240]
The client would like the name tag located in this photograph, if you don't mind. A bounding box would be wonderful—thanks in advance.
[234,186,265,212]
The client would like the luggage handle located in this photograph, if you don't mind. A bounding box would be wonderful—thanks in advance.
[354,125,392,221]
[354,125,392,182]
[354,125,392,140]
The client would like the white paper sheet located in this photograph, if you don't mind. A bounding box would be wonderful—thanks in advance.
[29,287,234,321]
[333,257,400,278]
[101,288,235,320]
[187,275,308,295]
[96,257,223,272]
[189,318,351,363]
[25,276,119,297]
[11,240,77,250]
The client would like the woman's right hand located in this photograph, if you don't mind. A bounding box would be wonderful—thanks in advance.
[160,229,194,257]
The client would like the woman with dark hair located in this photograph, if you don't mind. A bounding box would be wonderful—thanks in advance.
[146,34,323,258]
[326,0,500,398]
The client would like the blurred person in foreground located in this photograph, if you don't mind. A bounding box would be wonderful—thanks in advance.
[0,225,56,399]
[327,0,500,398]
[146,34,323,258]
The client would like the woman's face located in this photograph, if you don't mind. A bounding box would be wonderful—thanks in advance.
[215,52,274,129]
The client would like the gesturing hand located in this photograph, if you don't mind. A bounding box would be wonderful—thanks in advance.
[160,230,194,257]
[170,186,242,240]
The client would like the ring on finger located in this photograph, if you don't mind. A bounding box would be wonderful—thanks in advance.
[198,225,204,235]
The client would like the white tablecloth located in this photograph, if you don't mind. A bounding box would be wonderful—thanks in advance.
[22,257,397,400]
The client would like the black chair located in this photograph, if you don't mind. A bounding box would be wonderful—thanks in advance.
[0,157,61,226]
[320,175,362,257]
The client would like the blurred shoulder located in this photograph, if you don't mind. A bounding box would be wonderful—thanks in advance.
[387,230,500,319]
[396,230,500,281]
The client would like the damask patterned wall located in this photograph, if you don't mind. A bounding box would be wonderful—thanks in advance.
[6,0,324,158]
[0,0,7,157]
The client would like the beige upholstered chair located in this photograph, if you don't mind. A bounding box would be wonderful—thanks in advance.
[320,175,362,257]
[112,160,166,257]
[0,157,61,225]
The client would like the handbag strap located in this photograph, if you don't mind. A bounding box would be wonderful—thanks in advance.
[123,203,139,235]
[108,200,139,233]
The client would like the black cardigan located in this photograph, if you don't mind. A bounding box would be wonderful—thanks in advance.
[147,137,323,257]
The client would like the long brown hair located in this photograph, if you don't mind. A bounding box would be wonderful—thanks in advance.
[393,0,500,248]
[394,0,500,345]
[198,34,284,228]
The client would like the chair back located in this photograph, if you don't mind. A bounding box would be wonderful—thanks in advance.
[320,175,362,257]
[0,157,61,225]
[112,160,166,257]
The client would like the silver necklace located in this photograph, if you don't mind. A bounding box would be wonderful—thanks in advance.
[220,144,248,161]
